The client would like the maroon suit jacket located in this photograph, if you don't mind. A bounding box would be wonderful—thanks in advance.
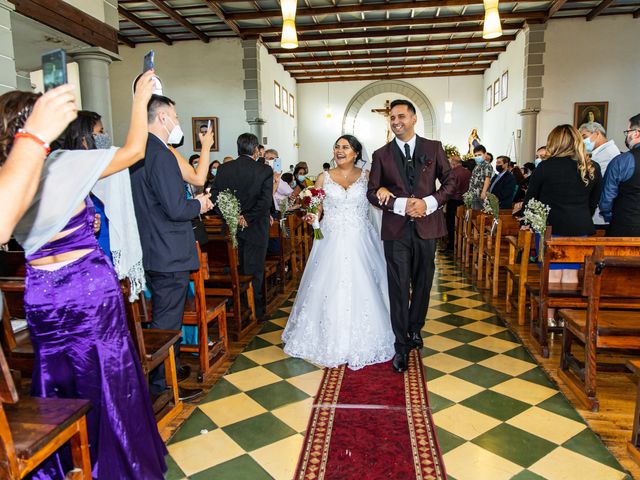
[367,136,455,241]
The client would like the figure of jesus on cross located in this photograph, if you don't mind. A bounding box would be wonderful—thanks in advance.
[372,99,393,144]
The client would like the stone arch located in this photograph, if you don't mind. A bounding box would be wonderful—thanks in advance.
[341,80,437,139]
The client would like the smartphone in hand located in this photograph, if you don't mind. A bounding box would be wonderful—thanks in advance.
[207,119,212,131]
[42,49,68,92]
[143,51,155,73]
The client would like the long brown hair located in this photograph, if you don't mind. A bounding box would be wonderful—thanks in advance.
[546,124,595,185]
[0,91,41,166]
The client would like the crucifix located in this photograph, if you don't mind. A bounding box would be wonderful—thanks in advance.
[372,99,393,143]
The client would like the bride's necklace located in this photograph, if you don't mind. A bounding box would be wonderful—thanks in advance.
[339,167,357,183]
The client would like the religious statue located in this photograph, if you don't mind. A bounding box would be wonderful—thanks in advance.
[467,128,481,154]
[372,100,393,144]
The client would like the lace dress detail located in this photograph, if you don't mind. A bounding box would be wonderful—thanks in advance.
[282,170,395,370]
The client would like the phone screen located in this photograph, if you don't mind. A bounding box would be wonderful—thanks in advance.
[207,119,212,130]
[42,49,67,92]
[143,51,155,73]
[272,158,282,173]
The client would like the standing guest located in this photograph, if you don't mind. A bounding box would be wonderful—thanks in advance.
[523,124,601,323]
[536,145,547,165]
[205,159,221,190]
[264,148,278,161]
[212,133,273,321]
[323,162,331,172]
[469,144,494,210]
[488,155,517,209]
[8,71,168,478]
[600,113,640,236]
[445,155,471,253]
[258,144,265,158]
[130,94,212,401]
[579,121,620,226]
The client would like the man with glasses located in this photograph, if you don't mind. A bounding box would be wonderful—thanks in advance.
[599,113,640,236]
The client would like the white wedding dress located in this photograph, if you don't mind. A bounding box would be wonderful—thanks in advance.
[282,169,395,370]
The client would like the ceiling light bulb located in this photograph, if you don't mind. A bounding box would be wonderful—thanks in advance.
[280,0,297,21]
[281,19,298,49]
[482,5,502,39]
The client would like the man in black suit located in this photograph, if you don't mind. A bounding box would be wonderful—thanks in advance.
[130,95,213,400]
[488,155,517,209]
[212,133,273,320]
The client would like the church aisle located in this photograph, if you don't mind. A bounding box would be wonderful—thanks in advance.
[164,257,631,480]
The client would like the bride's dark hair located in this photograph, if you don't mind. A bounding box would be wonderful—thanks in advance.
[334,134,362,162]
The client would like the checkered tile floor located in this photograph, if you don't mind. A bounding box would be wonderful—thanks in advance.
[164,255,632,480]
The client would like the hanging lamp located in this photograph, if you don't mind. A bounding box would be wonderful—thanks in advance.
[324,83,333,120]
[444,77,453,124]
[280,0,298,49]
[482,0,502,40]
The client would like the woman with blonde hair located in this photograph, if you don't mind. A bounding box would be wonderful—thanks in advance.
[523,124,602,323]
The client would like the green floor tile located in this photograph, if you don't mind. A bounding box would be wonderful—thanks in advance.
[491,329,519,342]
[473,303,499,313]
[222,413,297,451]
[420,346,440,357]
[188,454,272,480]
[427,391,455,413]
[446,344,497,362]
[425,366,447,382]
[432,303,469,314]
[436,314,477,327]
[262,357,319,379]
[562,429,624,471]
[226,354,259,374]
[440,328,486,344]
[461,390,531,422]
[259,321,283,333]
[168,408,218,445]
[242,336,273,352]
[517,368,556,389]
[472,423,557,468]
[452,364,511,388]
[246,380,309,410]
[435,427,466,454]
[164,454,186,480]
[480,315,507,326]
[503,346,536,363]
[536,393,585,424]
[509,470,547,480]
[199,378,242,403]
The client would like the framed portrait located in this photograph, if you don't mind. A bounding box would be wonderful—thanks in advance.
[493,79,501,106]
[574,102,609,130]
[289,94,295,118]
[485,85,492,111]
[192,117,219,152]
[274,81,281,109]
[501,71,508,101]
[282,87,289,114]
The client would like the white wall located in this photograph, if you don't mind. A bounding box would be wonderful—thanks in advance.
[539,16,640,149]
[298,75,483,174]
[482,30,525,162]
[259,44,298,168]
[109,39,246,161]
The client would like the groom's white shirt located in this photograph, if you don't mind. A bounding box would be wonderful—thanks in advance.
[391,135,438,217]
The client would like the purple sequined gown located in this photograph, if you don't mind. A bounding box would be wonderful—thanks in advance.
[24,198,167,479]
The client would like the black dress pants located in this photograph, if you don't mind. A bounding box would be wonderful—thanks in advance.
[446,199,464,251]
[238,237,269,318]
[384,222,437,354]
[146,269,191,395]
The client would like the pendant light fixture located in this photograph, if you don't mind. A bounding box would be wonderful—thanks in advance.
[482,0,502,40]
[280,0,298,49]
[444,77,453,124]
[324,83,333,121]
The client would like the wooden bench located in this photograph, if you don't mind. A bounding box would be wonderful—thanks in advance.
[0,343,91,479]
[504,229,537,326]
[558,249,640,411]
[287,213,306,277]
[526,232,640,358]
[0,286,33,377]
[471,212,490,284]
[182,243,229,382]
[462,209,480,269]
[483,213,522,298]
[267,219,295,294]
[454,205,466,261]
[625,359,640,466]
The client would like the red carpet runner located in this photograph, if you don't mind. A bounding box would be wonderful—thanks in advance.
[294,350,447,480]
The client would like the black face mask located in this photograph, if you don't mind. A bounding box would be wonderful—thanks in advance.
[495,165,504,173]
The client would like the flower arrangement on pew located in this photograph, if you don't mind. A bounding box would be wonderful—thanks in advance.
[523,199,551,261]
[482,192,500,234]
[300,187,326,240]
[444,144,461,159]
[217,189,242,248]
[462,191,473,221]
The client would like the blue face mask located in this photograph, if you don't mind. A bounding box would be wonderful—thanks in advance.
[211,168,217,176]
[583,136,594,153]
[535,158,542,167]
[297,175,306,183]
[474,155,484,165]
[290,182,296,188]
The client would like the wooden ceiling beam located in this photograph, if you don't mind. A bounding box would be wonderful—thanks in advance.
[147,0,210,42]
[203,0,244,37]
[296,70,484,84]
[292,63,491,77]
[587,0,615,20]
[546,0,569,20]
[269,35,515,55]
[118,6,173,45]
[278,46,506,63]
[118,33,136,48]
[285,55,497,71]
[634,7,640,17]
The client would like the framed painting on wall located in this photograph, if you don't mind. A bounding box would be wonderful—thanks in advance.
[274,81,281,109]
[192,116,219,152]
[289,94,295,118]
[574,102,608,129]
[493,79,501,106]
[501,71,509,101]
[485,85,492,111]
[282,87,289,114]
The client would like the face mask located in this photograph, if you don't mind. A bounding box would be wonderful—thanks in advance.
[211,168,217,176]
[93,133,112,150]
[290,182,296,188]
[297,175,306,183]
[583,136,594,153]
[163,116,184,145]
[474,155,484,165]
[193,162,199,169]
[495,165,504,173]
[535,158,542,167]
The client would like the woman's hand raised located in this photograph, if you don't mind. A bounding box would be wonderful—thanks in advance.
[24,84,77,144]
[133,70,156,105]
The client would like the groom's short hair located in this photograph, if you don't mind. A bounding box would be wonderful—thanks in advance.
[390,99,416,115]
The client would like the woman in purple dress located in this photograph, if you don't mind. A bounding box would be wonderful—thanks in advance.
[2,71,167,479]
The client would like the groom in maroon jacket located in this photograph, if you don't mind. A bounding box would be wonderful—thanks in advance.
[367,99,456,373]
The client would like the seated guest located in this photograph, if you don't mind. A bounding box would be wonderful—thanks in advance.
[7,71,168,478]
[522,161,536,180]
[223,155,234,163]
[294,161,314,187]
[445,155,471,252]
[265,148,278,161]
[536,145,547,165]
[488,155,517,209]
[205,159,220,190]
[469,144,494,210]
[512,166,527,203]
[274,172,294,211]
[600,113,640,236]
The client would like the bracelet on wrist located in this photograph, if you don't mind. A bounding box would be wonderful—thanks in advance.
[15,129,51,155]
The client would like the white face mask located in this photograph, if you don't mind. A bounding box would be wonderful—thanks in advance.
[163,116,184,145]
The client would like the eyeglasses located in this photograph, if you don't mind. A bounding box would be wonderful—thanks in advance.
[623,129,640,136]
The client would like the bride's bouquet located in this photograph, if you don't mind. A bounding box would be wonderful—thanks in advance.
[216,189,242,248]
[300,187,326,240]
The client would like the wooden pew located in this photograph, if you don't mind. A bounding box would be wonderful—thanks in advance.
[287,213,306,277]
[462,209,480,269]
[182,243,229,382]
[471,212,490,283]
[267,219,295,294]
[0,289,33,377]
[504,229,537,326]
[626,359,640,465]
[526,233,640,358]
[558,249,640,411]
[0,344,91,479]
[483,213,522,297]
[454,205,466,261]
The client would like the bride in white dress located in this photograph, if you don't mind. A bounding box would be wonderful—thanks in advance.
[282,135,395,370]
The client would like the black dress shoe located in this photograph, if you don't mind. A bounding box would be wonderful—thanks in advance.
[178,386,204,402]
[410,331,424,349]
[177,365,191,383]
[392,353,408,373]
